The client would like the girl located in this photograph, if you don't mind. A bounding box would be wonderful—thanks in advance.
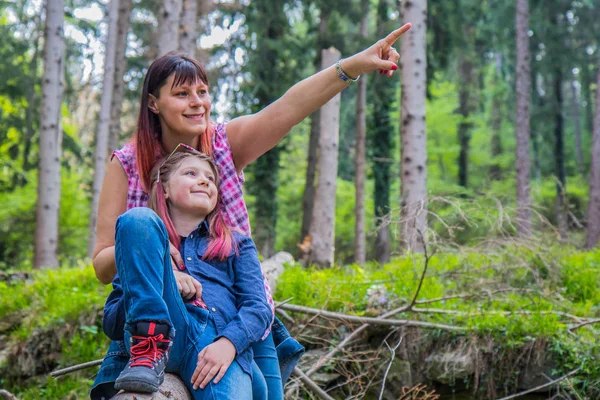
[111,146,273,399]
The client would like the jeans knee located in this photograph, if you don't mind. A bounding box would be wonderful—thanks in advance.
[116,208,166,239]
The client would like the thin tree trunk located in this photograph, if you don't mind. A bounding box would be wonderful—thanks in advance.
[354,0,368,265]
[108,0,133,154]
[35,0,65,268]
[490,53,503,181]
[586,67,600,249]
[515,0,532,236]
[88,0,120,258]
[554,69,568,241]
[308,48,341,267]
[179,0,198,56]
[399,0,427,252]
[301,12,328,244]
[571,79,584,177]
[157,0,182,57]
[457,52,474,188]
[581,63,594,136]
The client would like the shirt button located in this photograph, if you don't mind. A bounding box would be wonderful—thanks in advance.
[186,257,192,261]
[211,307,216,312]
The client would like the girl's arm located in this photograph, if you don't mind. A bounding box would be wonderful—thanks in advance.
[92,157,128,284]
[226,24,410,173]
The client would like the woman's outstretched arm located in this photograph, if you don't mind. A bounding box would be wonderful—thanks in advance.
[227,23,411,172]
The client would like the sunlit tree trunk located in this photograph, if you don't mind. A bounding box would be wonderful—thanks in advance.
[35,0,65,268]
[399,0,427,252]
[571,79,584,177]
[88,0,120,258]
[108,0,133,154]
[354,0,368,265]
[586,67,600,249]
[179,0,199,56]
[515,0,532,237]
[308,48,341,267]
[157,0,182,56]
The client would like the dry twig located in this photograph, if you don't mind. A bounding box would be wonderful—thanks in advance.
[496,367,581,400]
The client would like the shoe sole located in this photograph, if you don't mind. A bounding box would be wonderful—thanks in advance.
[114,376,163,393]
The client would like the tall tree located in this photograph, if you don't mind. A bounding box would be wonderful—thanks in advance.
[88,0,120,257]
[179,0,199,56]
[515,0,532,236]
[570,78,584,177]
[554,68,568,241]
[353,0,368,265]
[399,0,427,252]
[586,67,600,249]
[308,48,341,267]
[35,0,65,268]
[108,0,133,153]
[157,0,182,56]
[489,54,505,181]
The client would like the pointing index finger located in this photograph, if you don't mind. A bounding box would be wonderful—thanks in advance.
[384,23,412,45]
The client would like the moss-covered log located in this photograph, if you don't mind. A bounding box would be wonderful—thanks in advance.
[112,374,191,400]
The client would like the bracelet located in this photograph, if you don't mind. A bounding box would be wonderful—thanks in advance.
[335,59,360,83]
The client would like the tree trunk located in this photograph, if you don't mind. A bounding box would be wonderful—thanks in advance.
[554,69,568,241]
[88,0,120,258]
[301,11,328,244]
[399,0,427,252]
[108,0,133,154]
[457,52,474,188]
[582,63,594,136]
[353,0,368,265]
[515,0,532,237]
[308,48,341,267]
[112,373,192,399]
[251,147,279,258]
[571,79,584,177]
[179,0,198,56]
[490,53,504,181]
[35,0,65,269]
[586,67,600,249]
[157,0,182,57]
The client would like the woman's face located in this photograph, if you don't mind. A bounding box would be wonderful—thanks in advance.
[150,74,211,140]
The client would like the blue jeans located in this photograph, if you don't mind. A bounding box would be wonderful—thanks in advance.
[115,208,251,399]
[252,334,283,400]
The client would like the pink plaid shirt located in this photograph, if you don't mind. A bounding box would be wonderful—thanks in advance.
[112,123,274,338]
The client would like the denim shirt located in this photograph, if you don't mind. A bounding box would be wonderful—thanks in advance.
[103,221,271,375]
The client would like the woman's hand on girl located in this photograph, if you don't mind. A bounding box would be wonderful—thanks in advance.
[173,270,203,301]
[342,23,411,78]
[169,242,186,271]
[191,337,236,389]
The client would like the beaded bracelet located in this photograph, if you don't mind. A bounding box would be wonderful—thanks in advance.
[335,59,360,83]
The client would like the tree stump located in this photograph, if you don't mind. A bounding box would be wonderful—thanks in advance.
[112,374,192,399]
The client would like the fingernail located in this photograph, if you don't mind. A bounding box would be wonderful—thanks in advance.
[179,263,185,270]
[391,64,398,71]
[379,70,384,75]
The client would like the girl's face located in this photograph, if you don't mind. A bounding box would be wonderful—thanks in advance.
[150,74,211,140]
[164,157,218,219]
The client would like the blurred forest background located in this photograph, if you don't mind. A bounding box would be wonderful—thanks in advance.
[2,0,600,399]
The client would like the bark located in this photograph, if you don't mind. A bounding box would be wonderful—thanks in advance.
[34,0,65,269]
[582,63,594,136]
[353,0,368,265]
[301,13,328,243]
[571,79,584,177]
[308,48,341,267]
[515,0,532,237]
[586,67,600,249]
[179,0,198,56]
[554,70,568,242]
[112,373,192,399]
[301,110,319,242]
[489,53,503,181]
[457,51,474,188]
[157,0,183,57]
[88,0,120,258]
[108,0,133,154]
[399,0,428,252]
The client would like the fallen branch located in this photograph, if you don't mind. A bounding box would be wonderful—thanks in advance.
[411,307,587,322]
[277,302,465,332]
[0,390,19,400]
[496,367,581,400]
[378,335,403,400]
[50,358,103,378]
[292,367,336,400]
[569,318,600,332]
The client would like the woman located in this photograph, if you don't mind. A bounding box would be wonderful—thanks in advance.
[90,23,411,399]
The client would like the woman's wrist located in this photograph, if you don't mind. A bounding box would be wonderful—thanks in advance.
[339,56,363,80]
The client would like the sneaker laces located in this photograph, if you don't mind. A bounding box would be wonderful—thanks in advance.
[129,334,170,368]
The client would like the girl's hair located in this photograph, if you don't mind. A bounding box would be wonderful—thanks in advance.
[147,151,236,261]
[136,52,215,192]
